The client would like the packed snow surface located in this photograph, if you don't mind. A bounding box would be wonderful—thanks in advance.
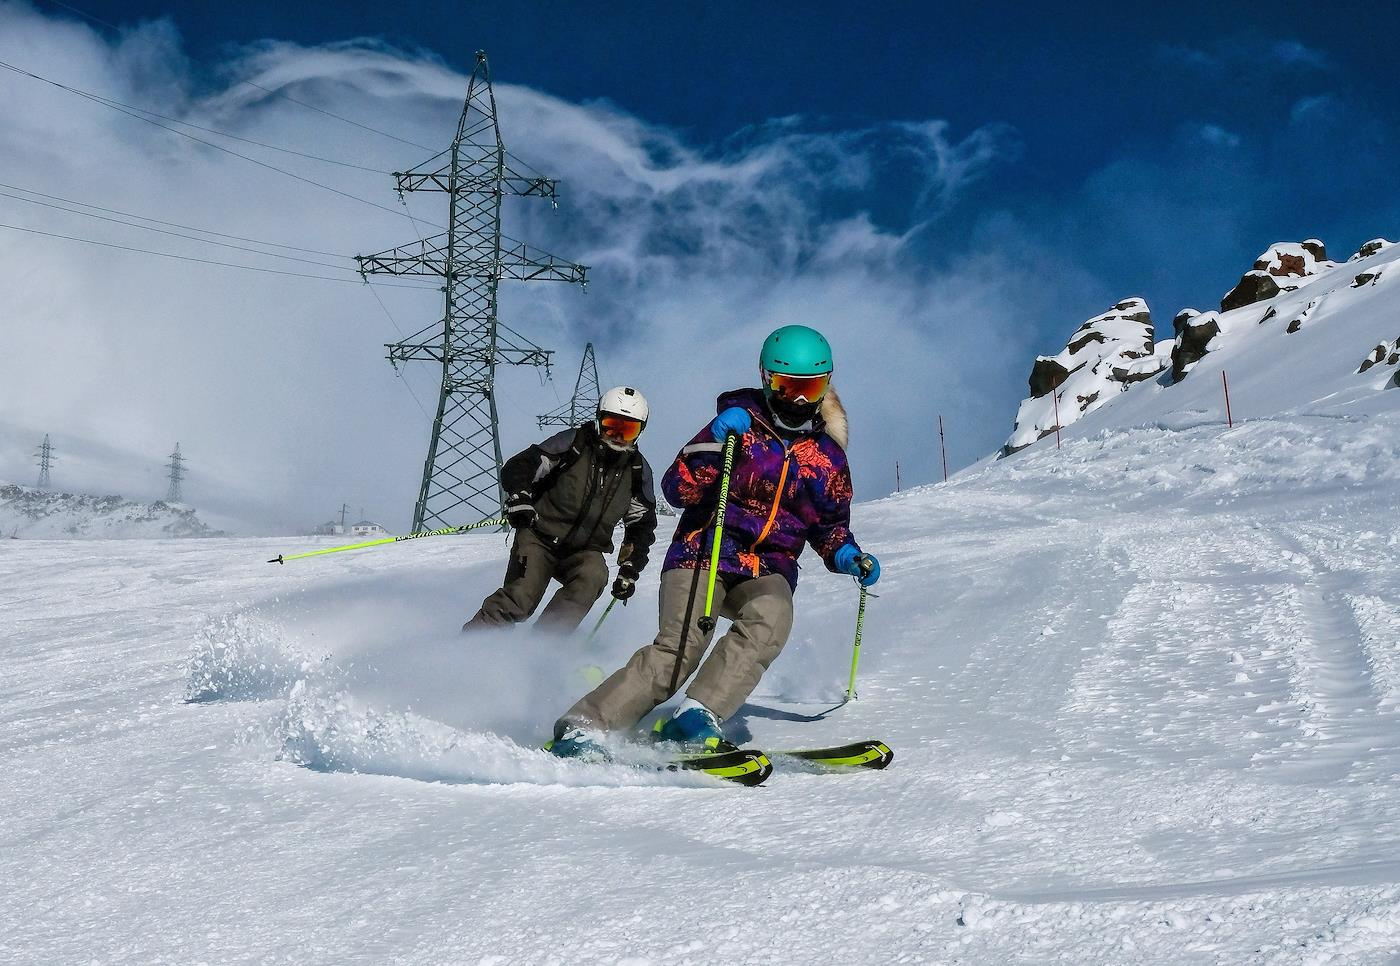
[6,399,1400,963]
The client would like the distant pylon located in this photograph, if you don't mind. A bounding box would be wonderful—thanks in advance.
[34,434,55,489]
[539,343,602,429]
[166,443,186,502]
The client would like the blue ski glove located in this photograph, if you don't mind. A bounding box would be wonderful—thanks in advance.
[834,544,880,587]
[710,406,751,442]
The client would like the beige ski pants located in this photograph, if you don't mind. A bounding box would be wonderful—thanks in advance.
[557,567,794,735]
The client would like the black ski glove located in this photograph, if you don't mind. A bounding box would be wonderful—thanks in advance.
[506,505,536,530]
[612,564,640,602]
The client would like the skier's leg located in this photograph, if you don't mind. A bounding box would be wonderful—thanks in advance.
[462,530,557,631]
[685,574,794,721]
[535,549,609,633]
[555,567,724,735]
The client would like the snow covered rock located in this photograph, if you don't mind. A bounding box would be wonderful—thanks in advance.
[0,483,224,538]
[1170,308,1221,382]
[1220,271,1281,313]
[1002,298,1169,456]
[1350,238,1395,261]
[1356,338,1400,388]
[1220,241,1337,312]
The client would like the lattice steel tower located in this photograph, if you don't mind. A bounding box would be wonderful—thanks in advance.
[538,343,601,430]
[357,51,588,531]
[34,434,54,489]
[166,443,186,502]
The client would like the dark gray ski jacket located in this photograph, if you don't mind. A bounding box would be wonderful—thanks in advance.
[500,423,658,575]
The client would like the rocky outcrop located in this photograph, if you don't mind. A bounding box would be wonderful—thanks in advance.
[1352,266,1388,288]
[1001,298,1168,456]
[1300,239,1328,262]
[998,231,1400,459]
[1351,238,1395,261]
[1169,309,1220,382]
[1357,339,1400,375]
[1222,241,1337,312]
[1221,272,1281,312]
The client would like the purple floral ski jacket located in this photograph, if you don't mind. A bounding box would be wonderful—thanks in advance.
[661,387,860,590]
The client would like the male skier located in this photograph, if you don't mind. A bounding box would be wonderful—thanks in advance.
[464,386,657,634]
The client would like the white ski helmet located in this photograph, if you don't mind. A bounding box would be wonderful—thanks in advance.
[596,385,649,450]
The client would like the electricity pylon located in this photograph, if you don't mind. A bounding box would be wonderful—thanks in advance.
[539,343,601,430]
[356,50,588,531]
[166,443,186,502]
[34,434,54,489]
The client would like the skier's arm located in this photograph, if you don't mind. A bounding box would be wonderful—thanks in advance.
[617,459,658,577]
[499,428,578,513]
[660,426,725,508]
[808,455,859,573]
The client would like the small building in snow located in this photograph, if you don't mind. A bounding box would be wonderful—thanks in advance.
[351,520,388,537]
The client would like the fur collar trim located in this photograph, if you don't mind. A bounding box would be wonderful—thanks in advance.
[820,386,848,450]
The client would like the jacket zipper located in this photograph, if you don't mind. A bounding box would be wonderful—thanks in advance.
[747,441,792,576]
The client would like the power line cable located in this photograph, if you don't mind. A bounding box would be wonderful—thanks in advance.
[0,59,386,173]
[365,283,434,420]
[0,181,347,257]
[39,0,119,30]
[37,0,437,154]
[37,0,552,186]
[0,220,437,288]
[0,188,357,272]
[241,79,435,153]
[0,59,445,228]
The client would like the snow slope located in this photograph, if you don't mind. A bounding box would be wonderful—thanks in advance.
[6,398,1400,963]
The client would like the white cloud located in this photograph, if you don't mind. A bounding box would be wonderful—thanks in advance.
[0,2,1029,531]
[1190,123,1242,149]
[1269,40,1329,70]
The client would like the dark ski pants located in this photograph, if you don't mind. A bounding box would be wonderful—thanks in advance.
[557,567,794,736]
[465,528,610,634]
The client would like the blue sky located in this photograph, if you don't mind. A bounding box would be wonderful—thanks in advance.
[53,0,1400,315]
[2,0,1397,528]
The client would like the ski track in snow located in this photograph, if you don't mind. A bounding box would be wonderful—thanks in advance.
[6,418,1400,963]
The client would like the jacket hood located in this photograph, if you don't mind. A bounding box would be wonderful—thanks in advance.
[716,386,848,450]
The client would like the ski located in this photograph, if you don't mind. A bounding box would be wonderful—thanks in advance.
[544,738,772,786]
[772,739,893,770]
[667,747,772,786]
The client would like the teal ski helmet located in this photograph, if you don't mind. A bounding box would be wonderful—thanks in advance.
[759,324,833,426]
[759,324,833,376]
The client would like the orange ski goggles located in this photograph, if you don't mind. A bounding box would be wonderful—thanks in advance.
[598,414,645,445]
[765,370,831,403]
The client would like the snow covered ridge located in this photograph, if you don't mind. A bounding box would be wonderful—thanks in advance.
[1002,235,1399,456]
[0,482,224,538]
[1002,298,1170,455]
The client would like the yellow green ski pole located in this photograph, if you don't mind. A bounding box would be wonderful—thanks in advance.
[845,584,869,703]
[266,516,505,564]
[697,432,739,634]
[583,597,617,648]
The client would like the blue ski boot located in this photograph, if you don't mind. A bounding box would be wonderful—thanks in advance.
[654,700,728,750]
[545,727,610,762]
